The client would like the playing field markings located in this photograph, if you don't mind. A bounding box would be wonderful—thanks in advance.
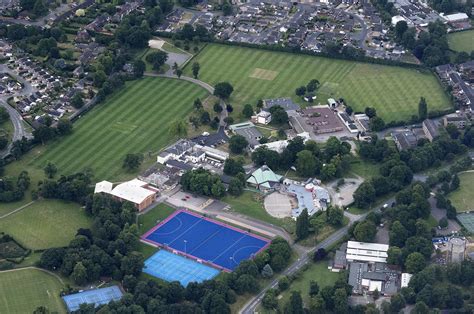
[249,68,279,81]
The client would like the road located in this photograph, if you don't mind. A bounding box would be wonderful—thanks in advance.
[0,65,34,157]
[0,2,87,27]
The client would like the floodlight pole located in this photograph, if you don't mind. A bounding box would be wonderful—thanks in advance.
[184,240,187,254]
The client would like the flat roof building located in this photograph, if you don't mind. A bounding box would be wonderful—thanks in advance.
[346,241,389,264]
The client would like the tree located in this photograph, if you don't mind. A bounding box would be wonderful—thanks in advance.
[269,106,289,125]
[354,220,377,242]
[70,93,84,109]
[389,221,408,247]
[313,248,327,261]
[261,264,274,278]
[176,68,183,78]
[395,21,409,39]
[43,162,57,179]
[278,276,290,291]
[405,252,426,274]
[387,246,403,266]
[438,217,448,229]
[306,79,320,92]
[445,123,460,139]
[333,288,348,313]
[309,280,319,296]
[193,98,202,110]
[450,174,460,191]
[411,301,429,314]
[309,295,326,314]
[71,262,87,285]
[132,60,146,78]
[242,104,254,118]
[418,97,428,120]
[295,86,306,97]
[223,158,244,175]
[214,82,234,99]
[327,206,344,226]
[222,0,232,15]
[213,103,223,113]
[284,291,304,314]
[33,0,48,16]
[192,62,200,78]
[123,153,143,171]
[296,150,318,177]
[390,294,406,313]
[229,135,248,154]
[296,209,310,240]
[228,178,243,196]
[365,107,377,118]
[145,51,168,70]
[200,111,210,124]
[369,116,385,131]
[353,182,376,208]
[262,289,278,309]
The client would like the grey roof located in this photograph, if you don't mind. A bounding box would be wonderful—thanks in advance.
[423,119,439,138]
[392,131,418,150]
[263,98,300,112]
[166,159,193,171]
[234,126,262,147]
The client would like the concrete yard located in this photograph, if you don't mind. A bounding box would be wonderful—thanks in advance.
[264,192,293,218]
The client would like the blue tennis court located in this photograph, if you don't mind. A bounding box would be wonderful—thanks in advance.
[142,210,270,271]
[144,250,220,286]
[62,285,123,312]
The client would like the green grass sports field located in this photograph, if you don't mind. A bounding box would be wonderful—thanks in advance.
[185,44,450,122]
[0,268,65,313]
[32,77,208,180]
[448,30,474,53]
[448,171,474,213]
[0,200,92,250]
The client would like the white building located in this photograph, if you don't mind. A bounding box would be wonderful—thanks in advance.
[346,241,389,264]
[441,13,469,23]
[401,273,413,288]
[254,111,271,124]
[391,15,410,27]
[94,179,157,211]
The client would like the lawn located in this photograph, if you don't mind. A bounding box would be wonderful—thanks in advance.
[259,261,341,312]
[30,77,208,180]
[349,158,380,179]
[448,30,474,53]
[184,44,450,122]
[448,171,474,213]
[222,191,295,233]
[0,268,66,313]
[0,200,92,250]
[138,203,176,235]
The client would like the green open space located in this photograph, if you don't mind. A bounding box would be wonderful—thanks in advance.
[184,44,450,122]
[0,200,92,250]
[138,203,176,235]
[448,171,474,213]
[222,191,295,233]
[0,268,66,313]
[349,158,380,179]
[259,261,341,313]
[448,30,474,53]
[28,77,208,180]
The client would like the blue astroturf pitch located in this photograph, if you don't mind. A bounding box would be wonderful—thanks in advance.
[142,210,270,271]
[143,250,220,286]
[62,286,123,312]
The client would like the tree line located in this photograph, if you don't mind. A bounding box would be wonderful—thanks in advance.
[353,134,467,208]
